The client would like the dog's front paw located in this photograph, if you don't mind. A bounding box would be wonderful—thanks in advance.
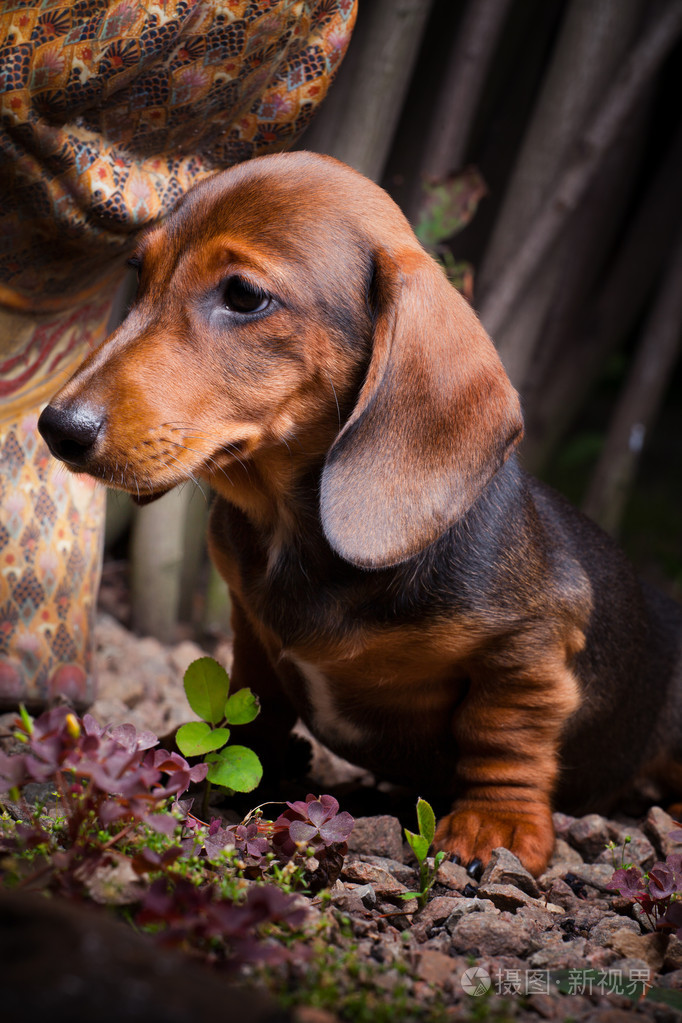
[433,801,554,877]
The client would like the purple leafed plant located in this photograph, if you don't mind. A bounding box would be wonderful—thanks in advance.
[607,845,682,936]
[0,706,207,894]
[0,706,355,968]
[137,877,307,969]
[272,793,354,860]
[176,793,355,891]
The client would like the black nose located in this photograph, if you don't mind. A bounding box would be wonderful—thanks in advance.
[38,404,104,467]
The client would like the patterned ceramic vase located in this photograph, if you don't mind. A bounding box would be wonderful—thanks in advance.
[0,0,356,709]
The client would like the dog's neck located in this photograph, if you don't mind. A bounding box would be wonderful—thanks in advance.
[203,428,330,545]
[203,370,360,542]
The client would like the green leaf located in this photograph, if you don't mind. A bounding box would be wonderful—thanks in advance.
[414,168,487,248]
[433,849,446,869]
[223,687,260,725]
[398,891,421,900]
[206,745,263,793]
[19,703,33,736]
[646,988,682,1011]
[183,657,230,724]
[416,797,436,846]
[176,722,231,757]
[405,828,429,864]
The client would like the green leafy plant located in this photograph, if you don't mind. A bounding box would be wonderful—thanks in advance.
[175,657,263,803]
[399,797,446,910]
[606,833,633,870]
[413,166,487,298]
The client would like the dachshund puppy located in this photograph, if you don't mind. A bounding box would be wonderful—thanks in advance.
[38,152,682,875]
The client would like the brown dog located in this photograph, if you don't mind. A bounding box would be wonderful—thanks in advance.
[38,151,682,875]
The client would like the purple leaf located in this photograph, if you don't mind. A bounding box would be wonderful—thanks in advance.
[318,794,340,816]
[606,866,646,899]
[144,812,179,836]
[110,723,158,752]
[0,750,27,793]
[285,793,320,816]
[288,820,318,845]
[24,753,58,782]
[82,714,106,737]
[648,863,676,900]
[99,801,129,826]
[188,763,209,784]
[307,798,334,828]
[665,852,682,877]
[319,810,354,844]
[661,901,682,938]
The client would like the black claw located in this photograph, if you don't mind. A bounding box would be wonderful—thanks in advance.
[466,857,483,881]
[462,882,478,898]
[449,853,461,865]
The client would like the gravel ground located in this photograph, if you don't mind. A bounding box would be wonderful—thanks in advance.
[4,611,682,1022]
[88,613,682,1021]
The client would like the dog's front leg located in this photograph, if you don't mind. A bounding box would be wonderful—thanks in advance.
[435,635,582,876]
[228,596,299,782]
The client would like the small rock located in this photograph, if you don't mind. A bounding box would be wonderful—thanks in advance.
[416,948,456,989]
[549,837,584,867]
[346,816,404,862]
[525,992,558,1019]
[450,914,533,957]
[84,856,144,906]
[351,883,376,909]
[341,858,410,899]
[376,898,418,923]
[21,781,58,808]
[642,806,682,858]
[552,811,576,838]
[356,855,416,886]
[480,847,540,897]
[570,902,617,933]
[663,935,682,972]
[607,957,652,992]
[658,968,682,989]
[540,862,615,892]
[541,877,581,910]
[607,930,670,971]
[434,859,471,892]
[589,916,640,947]
[410,897,460,942]
[329,881,371,917]
[444,897,500,929]
[527,933,587,969]
[477,883,563,915]
[567,813,610,860]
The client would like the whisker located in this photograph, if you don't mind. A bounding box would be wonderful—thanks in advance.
[325,369,342,433]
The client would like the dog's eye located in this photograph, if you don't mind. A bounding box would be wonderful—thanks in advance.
[224,276,270,314]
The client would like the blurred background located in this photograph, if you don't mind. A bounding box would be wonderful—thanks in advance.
[101,0,682,645]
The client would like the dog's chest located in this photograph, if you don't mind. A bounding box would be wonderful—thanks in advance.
[268,618,473,765]
[282,655,370,748]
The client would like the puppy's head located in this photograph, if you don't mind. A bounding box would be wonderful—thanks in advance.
[39,151,522,567]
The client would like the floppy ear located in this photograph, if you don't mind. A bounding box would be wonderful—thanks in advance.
[320,247,523,569]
